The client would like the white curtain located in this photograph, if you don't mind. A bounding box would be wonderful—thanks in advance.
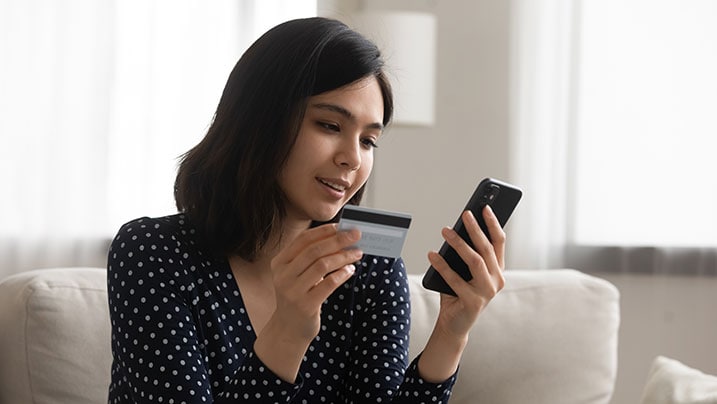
[508,0,576,270]
[0,0,316,278]
[509,0,717,275]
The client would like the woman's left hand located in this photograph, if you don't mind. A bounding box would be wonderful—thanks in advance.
[427,205,506,340]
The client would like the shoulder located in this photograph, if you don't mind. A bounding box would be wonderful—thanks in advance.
[107,214,224,301]
[107,214,213,279]
[110,214,200,255]
[112,214,193,242]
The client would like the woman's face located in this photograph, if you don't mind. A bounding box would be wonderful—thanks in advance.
[278,76,384,224]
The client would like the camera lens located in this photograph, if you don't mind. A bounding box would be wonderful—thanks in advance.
[484,185,500,203]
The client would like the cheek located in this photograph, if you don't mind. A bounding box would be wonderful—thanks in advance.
[280,135,313,177]
[277,150,306,194]
[359,153,374,181]
[276,168,291,198]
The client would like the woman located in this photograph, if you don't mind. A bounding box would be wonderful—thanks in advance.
[107,17,506,404]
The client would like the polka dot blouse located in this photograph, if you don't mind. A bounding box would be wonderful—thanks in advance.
[107,214,457,403]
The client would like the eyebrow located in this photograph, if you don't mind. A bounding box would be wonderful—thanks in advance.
[311,102,384,131]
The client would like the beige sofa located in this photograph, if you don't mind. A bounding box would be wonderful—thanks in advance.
[0,267,620,404]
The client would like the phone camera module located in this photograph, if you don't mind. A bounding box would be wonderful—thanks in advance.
[482,185,501,204]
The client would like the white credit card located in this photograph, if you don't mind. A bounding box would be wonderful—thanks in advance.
[337,205,412,259]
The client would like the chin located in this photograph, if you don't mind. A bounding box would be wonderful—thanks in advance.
[311,205,344,223]
[313,211,341,223]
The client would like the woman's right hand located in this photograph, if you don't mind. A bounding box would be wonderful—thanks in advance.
[254,223,362,382]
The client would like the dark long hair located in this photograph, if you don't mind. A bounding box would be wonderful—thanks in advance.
[174,17,393,261]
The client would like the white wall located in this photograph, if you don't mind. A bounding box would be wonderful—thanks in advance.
[599,272,717,404]
[319,2,717,404]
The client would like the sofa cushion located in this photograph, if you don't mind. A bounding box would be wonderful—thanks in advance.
[639,356,717,404]
[0,268,111,404]
[408,269,620,404]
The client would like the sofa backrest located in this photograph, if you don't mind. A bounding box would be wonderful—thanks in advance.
[408,269,620,404]
[0,268,111,404]
[0,267,620,404]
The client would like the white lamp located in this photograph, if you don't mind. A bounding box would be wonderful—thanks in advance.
[350,11,437,126]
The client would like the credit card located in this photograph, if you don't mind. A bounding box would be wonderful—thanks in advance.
[337,205,412,259]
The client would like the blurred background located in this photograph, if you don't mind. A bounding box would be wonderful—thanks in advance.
[1,1,716,402]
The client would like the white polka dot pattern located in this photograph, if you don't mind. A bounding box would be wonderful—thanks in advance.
[107,215,456,403]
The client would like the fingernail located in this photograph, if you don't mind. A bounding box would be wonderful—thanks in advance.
[344,228,361,241]
[346,264,356,274]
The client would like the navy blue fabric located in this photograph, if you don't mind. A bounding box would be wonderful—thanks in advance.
[107,214,456,403]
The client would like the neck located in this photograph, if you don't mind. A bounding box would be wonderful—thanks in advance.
[267,217,311,256]
[232,217,312,272]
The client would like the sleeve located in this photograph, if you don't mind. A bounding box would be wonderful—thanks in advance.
[346,257,457,403]
[107,219,303,404]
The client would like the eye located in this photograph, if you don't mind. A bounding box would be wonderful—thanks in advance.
[318,121,340,132]
[361,137,379,149]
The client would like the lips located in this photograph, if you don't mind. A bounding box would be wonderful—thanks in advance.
[317,177,350,193]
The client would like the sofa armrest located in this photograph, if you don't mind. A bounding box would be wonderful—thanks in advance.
[408,269,620,404]
[0,267,111,404]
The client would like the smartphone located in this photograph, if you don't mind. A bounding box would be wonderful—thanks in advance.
[422,178,523,296]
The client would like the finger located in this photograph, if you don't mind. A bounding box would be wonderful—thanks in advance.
[300,247,363,287]
[427,251,473,298]
[274,223,339,264]
[440,224,490,282]
[462,210,500,273]
[482,206,506,269]
[290,228,362,278]
[308,264,356,301]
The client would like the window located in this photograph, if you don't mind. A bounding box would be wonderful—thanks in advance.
[573,0,717,247]
[0,0,316,276]
[509,0,717,274]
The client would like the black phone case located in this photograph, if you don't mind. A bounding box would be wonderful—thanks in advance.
[422,178,522,296]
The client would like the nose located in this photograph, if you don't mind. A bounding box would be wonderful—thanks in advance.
[334,137,361,171]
